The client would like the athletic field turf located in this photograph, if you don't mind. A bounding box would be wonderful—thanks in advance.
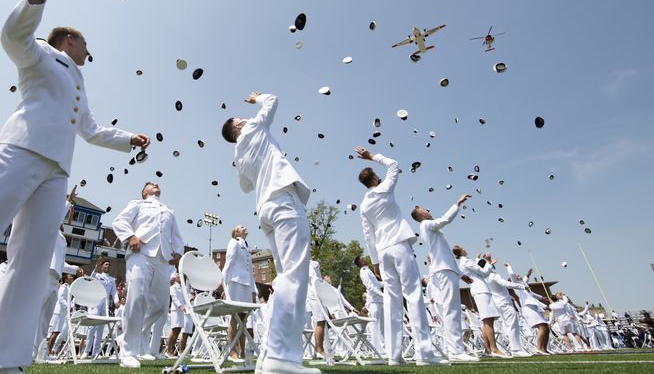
[24,350,654,374]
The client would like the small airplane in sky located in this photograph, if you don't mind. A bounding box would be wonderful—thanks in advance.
[469,26,506,52]
[392,24,447,62]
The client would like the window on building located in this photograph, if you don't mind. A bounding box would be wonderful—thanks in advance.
[85,214,98,228]
[70,237,81,249]
[71,211,86,226]
[258,262,269,269]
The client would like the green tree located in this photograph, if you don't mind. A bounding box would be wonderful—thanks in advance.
[308,201,367,310]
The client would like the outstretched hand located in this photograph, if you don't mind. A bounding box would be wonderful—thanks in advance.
[244,91,261,104]
[456,194,471,207]
[355,146,374,160]
[130,134,150,150]
[67,185,78,204]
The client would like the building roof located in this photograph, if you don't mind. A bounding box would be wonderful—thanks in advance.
[72,196,105,213]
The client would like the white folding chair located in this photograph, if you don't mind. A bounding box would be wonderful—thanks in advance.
[313,279,384,365]
[167,251,259,374]
[63,276,120,365]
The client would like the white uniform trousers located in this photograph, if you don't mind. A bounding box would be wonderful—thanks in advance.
[431,270,466,356]
[84,299,108,356]
[493,297,523,352]
[367,301,384,354]
[379,241,437,362]
[121,250,170,357]
[258,188,311,364]
[148,310,168,355]
[599,328,613,349]
[0,144,67,369]
[33,271,60,358]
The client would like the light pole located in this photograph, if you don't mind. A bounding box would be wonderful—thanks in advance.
[200,212,219,254]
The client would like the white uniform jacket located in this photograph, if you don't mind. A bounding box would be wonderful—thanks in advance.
[307,260,322,300]
[49,230,78,278]
[52,283,69,315]
[486,271,525,303]
[548,297,574,325]
[0,0,133,176]
[170,283,187,313]
[222,237,256,289]
[359,266,384,303]
[112,196,185,261]
[419,203,461,275]
[94,272,119,305]
[234,94,311,213]
[457,256,493,296]
[360,154,416,264]
[505,265,546,309]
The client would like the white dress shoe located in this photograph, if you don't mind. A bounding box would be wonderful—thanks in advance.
[80,352,90,359]
[120,355,141,368]
[261,357,321,374]
[228,355,245,363]
[416,356,450,366]
[138,353,156,361]
[449,353,480,362]
[511,351,532,358]
[490,352,511,359]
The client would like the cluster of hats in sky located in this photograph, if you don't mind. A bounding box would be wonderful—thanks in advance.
[3,10,595,268]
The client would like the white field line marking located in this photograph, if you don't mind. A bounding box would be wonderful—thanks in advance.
[457,360,654,364]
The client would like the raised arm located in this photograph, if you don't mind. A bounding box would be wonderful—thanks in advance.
[1,0,45,69]
[247,93,278,129]
[489,272,525,290]
[424,194,470,231]
[372,154,399,193]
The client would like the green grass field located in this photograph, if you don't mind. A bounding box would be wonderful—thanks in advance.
[24,350,654,374]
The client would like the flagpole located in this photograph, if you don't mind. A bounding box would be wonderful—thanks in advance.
[577,242,613,313]
[526,247,553,303]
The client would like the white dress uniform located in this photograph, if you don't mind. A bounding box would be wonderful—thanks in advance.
[418,203,467,357]
[34,216,80,358]
[457,256,500,320]
[169,282,192,333]
[505,265,547,328]
[486,271,526,353]
[49,283,70,333]
[360,154,438,363]
[112,195,185,357]
[148,265,176,356]
[0,1,134,368]
[233,94,312,364]
[223,237,256,303]
[359,265,384,353]
[549,297,577,335]
[307,260,325,323]
[83,271,119,356]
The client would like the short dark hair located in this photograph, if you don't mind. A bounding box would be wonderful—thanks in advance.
[141,181,155,199]
[354,255,363,268]
[222,117,238,143]
[411,206,421,222]
[358,167,376,188]
[452,245,465,259]
[47,27,82,48]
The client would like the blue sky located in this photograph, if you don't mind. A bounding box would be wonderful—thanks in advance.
[1,0,653,312]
